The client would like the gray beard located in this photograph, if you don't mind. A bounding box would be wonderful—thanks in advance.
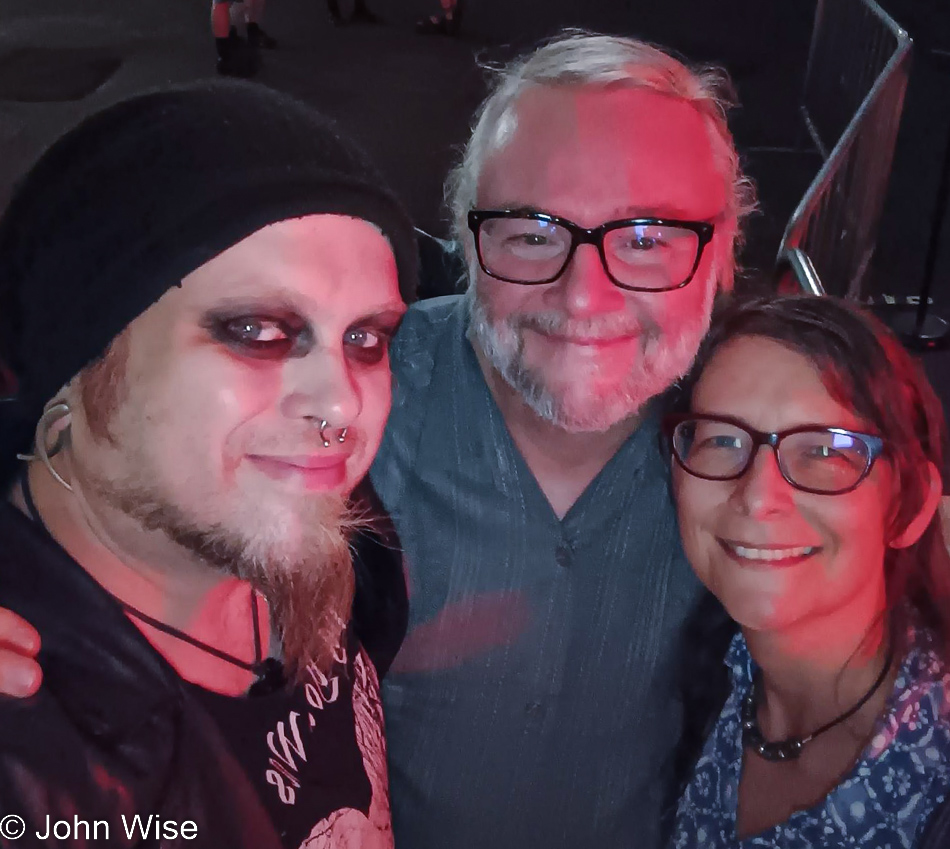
[94,480,360,682]
[465,286,711,433]
[467,288,562,426]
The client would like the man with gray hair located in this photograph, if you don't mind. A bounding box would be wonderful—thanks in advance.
[0,30,754,849]
[372,30,754,849]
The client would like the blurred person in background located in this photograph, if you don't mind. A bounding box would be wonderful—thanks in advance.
[212,0,277,77]
[416,0,464,36]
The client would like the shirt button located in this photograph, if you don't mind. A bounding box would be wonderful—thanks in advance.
[555,542,572,569]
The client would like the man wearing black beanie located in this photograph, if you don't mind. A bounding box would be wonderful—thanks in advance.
[0,79,415,848]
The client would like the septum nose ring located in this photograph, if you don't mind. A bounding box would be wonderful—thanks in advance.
[319,419,348,448]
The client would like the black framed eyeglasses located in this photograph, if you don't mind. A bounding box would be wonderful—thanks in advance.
[467,209,715,292]
[663,414,886,496]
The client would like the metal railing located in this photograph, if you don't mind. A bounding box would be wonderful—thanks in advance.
[776,0,912,298]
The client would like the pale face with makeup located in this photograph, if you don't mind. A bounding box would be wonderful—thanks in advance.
[470,84,729,432]
[66,214,405,568]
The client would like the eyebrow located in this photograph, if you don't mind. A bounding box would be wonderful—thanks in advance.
[201,294,304,316]
[348,307,407,329]
[489,203,721,223]
[200,296,406,329]
[689,409,868,433]
[607,205,722,222]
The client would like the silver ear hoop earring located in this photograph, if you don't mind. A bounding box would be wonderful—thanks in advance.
[16,401,74,492]
[319,419,348,448]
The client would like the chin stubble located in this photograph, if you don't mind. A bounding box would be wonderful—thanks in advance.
[466,285,713,433]
[91,474,364,681]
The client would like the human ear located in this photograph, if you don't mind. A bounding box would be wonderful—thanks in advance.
[890,461,943,549]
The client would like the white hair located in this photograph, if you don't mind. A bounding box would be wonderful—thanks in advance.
[446,29,757,290]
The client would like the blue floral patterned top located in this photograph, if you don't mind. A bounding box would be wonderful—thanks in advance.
[671,625,950,848]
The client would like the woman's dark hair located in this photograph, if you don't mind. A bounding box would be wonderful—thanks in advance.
[668,293,950,805]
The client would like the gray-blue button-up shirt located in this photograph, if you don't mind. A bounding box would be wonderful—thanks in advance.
[370,296,702,849]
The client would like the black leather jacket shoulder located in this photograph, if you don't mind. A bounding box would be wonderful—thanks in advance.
[0,503,283,849]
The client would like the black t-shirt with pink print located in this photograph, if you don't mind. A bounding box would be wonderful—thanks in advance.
[189,523,406,849]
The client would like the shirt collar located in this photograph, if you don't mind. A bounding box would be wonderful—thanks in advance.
[724,631,753,685]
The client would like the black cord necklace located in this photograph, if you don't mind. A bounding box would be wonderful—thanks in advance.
[741,646,894,762]
[18,464,285,696]
[121,592,286,697]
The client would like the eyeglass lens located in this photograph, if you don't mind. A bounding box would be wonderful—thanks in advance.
[672,419,873,493]
[477,216,701,289]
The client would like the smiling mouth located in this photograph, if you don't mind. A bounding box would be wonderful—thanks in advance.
[719,539,821,566]
[248,454,349,469]
[536,331,636,348]
[246,454,349,490]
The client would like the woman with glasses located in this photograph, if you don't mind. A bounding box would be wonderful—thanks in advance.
[666,294,950,848]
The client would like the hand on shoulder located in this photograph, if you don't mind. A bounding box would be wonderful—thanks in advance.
[0,606,41,697]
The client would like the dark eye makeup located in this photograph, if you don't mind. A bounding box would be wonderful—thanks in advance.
[201,305,403,365]
[204,310,308,360]
[343,313,403,365]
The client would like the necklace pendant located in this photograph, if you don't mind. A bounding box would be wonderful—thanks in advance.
[742,686,806,761]
[248,657,286,697]
[751,737,804,762]
[741,645,895,764]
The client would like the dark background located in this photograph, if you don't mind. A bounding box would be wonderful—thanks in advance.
[0,0,948,406]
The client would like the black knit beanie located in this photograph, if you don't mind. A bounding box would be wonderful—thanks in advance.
[0,78,418,436]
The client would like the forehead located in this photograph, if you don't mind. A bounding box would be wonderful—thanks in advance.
[156,214,403,326]
[477,84,727,224]
[694,336,863,428]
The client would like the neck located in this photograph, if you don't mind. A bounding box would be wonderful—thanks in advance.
[14,460,270,695]
[473,341,640,519]
[744,581,892,741]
